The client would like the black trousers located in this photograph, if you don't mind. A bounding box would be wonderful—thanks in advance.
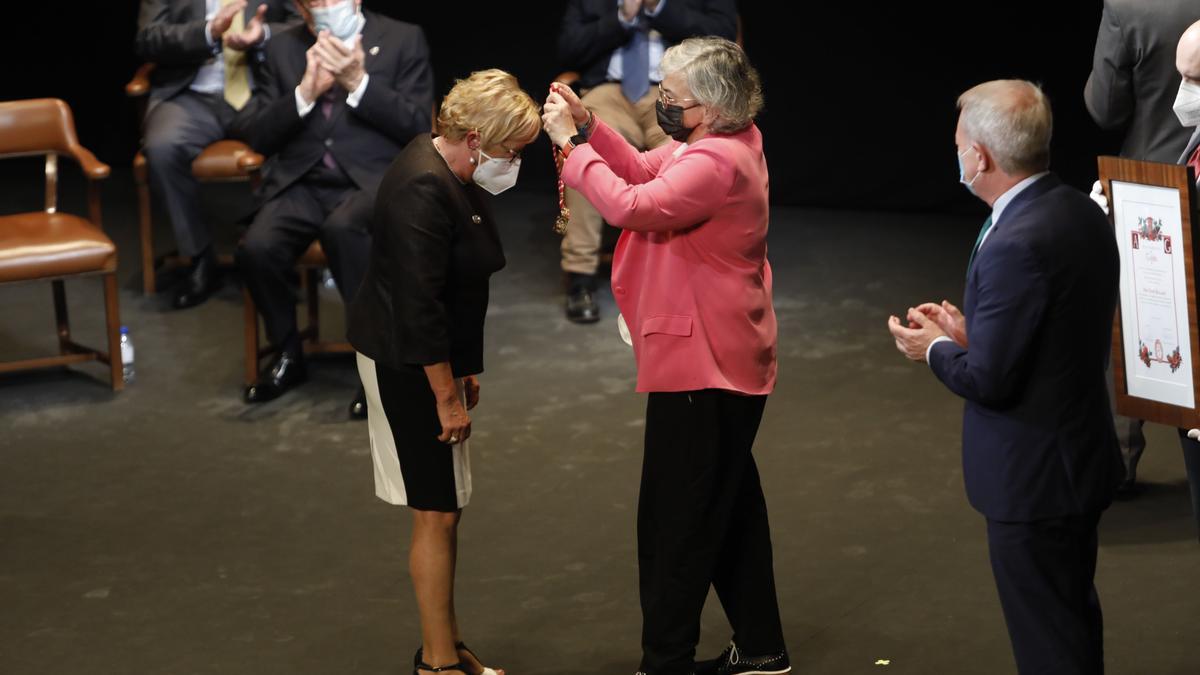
[986,513,1104,675]
[639,390,785,675]
[236,168,374,350]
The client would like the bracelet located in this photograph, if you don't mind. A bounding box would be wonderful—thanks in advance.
[577,111,595,137]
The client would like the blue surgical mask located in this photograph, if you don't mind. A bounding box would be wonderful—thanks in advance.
[958,147,980,194]
[310,0,364,44]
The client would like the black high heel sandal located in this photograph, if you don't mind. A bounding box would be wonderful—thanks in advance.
[413,644,499,675]
[413,660,468,675]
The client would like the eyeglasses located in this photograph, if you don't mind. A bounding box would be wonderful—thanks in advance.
[482,145,522,165]
[658,84,698,108]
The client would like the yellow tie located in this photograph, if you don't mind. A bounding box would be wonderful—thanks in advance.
[222,0,251,110]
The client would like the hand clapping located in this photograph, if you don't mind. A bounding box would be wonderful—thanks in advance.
[311,31,366,93]
[222,4,268,51]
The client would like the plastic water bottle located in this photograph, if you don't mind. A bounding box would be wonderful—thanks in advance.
[119,326,135,383]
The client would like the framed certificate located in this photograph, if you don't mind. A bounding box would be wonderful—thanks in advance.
[1098,156,1200,428]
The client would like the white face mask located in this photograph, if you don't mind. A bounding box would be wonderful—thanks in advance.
[958,147,980,195]
[1173,79,1200,127]
[310,0,364,44]
[472,148,521,195]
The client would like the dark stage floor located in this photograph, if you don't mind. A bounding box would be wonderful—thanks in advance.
[1,170,1198,675]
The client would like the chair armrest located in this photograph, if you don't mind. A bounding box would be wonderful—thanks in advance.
[126,63,157,98]
[69,145,112,180]
[554,71,582,96]
[237,150,265,174]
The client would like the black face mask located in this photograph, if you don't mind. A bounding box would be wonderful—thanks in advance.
[656,99,700,142]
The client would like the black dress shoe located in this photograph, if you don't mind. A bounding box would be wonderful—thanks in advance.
[566,287,600,323]
[699,641,791,675]
[349,387,367,420]
[173,249,222,309]
[244,350,307,403]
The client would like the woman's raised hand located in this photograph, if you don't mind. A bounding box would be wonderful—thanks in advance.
[549,81,589,126]
[542,90,577,148]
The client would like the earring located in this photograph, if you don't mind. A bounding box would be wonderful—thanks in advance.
[469,156,477,165]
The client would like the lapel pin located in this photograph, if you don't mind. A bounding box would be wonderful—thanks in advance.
[369,45,380,56]
[471,215,482,224]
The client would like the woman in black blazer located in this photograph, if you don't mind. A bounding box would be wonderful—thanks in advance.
[347,69,540,675]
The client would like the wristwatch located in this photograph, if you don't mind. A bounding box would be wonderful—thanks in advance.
[563,132,589,158]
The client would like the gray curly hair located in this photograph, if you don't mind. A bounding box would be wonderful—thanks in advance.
[659,37,764,135]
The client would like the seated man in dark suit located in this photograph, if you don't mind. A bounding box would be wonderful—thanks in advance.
[231,0,433,415]
[889,80,1124,673]
[556,0,737,323]
[136,0,301,309]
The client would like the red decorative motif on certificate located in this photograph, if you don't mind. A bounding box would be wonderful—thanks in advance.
[1138,340,1184,373]
[1138,216,1164,241]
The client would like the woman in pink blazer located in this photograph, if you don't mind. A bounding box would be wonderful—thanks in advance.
[544,37,787,675]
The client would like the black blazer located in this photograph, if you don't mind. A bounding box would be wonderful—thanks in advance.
[229,11,434,202]
[558,0,739,90]
[135,0,301,110]
[929,174,1125,522]
[347,136,506,378]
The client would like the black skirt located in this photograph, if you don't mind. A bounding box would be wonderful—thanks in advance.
[356,353,472,512]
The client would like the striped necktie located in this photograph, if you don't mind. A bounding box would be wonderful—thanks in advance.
[966,215,993,278]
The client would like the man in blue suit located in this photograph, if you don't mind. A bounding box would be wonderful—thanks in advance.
[888,79,1125,674]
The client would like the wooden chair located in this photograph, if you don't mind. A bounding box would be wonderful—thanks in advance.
[242,241,353,387]
[0,98,123,390]
[125,63,265,294]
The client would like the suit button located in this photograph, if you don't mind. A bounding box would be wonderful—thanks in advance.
[324,139,333,147]
[614,286,625,295]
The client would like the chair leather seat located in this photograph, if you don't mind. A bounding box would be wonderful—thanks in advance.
[300,241,327,266]
[191,140,263,180]
[0,212,116,283]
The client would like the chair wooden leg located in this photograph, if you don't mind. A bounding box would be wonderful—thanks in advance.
[306,268,320,344]
[136,176,156,294]
[243,285,260,387]
[52,280,70,354]
[103,273,124,392]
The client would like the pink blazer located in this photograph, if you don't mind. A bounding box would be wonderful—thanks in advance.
[561,119,777,394]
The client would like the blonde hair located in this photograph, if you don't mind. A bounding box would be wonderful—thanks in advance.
[660,37,764,134]
[957,80,1053,174]
[436,69,542,146]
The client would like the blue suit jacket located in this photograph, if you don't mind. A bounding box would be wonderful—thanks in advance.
[930,174,1125,522]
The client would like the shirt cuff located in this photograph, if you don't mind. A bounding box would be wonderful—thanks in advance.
[644,0,666,17]
[345,73,370,108]
[926,336,953,365]
[295,87,317,117]
[205,20,219,51]
[260,23,271,47]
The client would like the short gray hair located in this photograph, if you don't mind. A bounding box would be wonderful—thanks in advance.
[660,37,763,135]
[957,80,1052,174]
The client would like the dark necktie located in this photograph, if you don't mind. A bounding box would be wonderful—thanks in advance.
[966,216,993,278]
[320,88,339,170]
[621,27,650,103]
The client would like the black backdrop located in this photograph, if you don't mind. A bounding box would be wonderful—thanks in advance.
[5,1,1125,214]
